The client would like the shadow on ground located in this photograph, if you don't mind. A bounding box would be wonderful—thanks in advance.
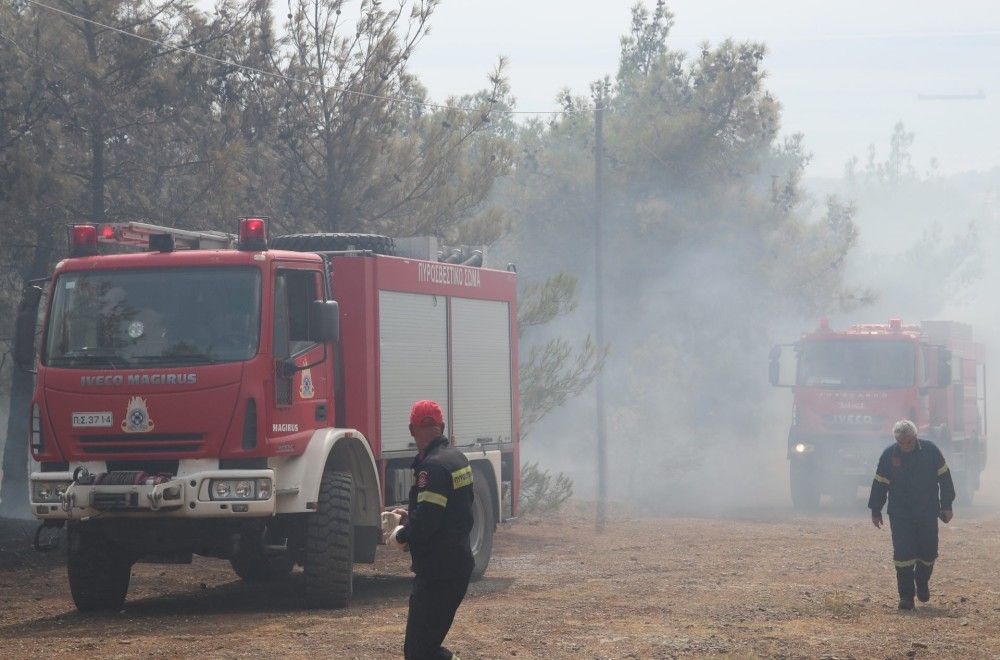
[0,573,516,638]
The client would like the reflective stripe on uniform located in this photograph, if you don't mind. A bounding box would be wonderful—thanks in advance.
[916,558,935,566]
[417,490,448,507]
[894,559,916,568]
[451,465,473,489]
[937,463,949,476]
[874,473,890,485]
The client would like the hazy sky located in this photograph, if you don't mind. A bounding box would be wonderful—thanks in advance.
[407,1,1000,178]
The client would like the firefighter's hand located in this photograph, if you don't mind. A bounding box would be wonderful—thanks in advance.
[381,511,401,538]
[871,512,884,529]
[940,510,954,524]
[388,525,408,549]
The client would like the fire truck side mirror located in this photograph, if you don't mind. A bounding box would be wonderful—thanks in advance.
[309,300,340,344]
[937,348,953,388]
[13,285,44,373]
[768,345,781,386]
[769,344,797,387]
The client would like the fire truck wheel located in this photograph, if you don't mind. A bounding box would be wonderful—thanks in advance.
[789,462,821,511]
[470,467,495,581]
[270,233,396,256]
[304,471,354,608]
[230,537,295,582]
[66,523,132,612]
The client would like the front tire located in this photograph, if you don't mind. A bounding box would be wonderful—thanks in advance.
[470,467,495,580]
[303,471,354,608]
[67,523,133,612]
[790,462,821,511]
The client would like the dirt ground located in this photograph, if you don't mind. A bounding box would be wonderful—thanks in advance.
[1,504,999,659]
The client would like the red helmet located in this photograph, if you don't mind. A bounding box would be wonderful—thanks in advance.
[409,400,444,427]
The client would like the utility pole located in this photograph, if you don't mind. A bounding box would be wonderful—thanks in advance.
[593,94,608,532]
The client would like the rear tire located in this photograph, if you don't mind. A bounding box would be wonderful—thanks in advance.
[67,523,132,612]
[470,467,495,580]
[271,233,395,256]
[790,462,821,511]
[303,471,354,608]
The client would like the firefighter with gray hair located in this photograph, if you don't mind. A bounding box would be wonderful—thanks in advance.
[868,419,955,610]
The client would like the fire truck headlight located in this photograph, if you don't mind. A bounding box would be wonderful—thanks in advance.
[32,481,71,503]
[211,480,233,500]
[793,442,814,454]
[256,478,272,500]
[210,478,271,500]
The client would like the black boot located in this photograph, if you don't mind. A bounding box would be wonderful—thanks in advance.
[896,565,915,610]
[915,561,934,603]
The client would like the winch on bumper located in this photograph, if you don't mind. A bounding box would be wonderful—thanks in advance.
[30,468,275,520]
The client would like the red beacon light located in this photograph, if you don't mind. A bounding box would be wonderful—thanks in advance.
[889,319,902,332]
[238,216,268,251]
[68,224,98,257]
[98,224,116,240]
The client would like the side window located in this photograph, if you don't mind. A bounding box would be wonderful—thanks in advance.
[273,269,320,405]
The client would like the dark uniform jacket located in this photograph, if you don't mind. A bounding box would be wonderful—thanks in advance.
[396,436,475,580]
[868,439,956,519]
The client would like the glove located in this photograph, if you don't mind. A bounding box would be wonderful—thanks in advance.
[381,511,401,537]
[388,525,408,550]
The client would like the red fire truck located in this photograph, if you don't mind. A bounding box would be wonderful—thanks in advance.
[14,219,519,612]
[770,319,986,510]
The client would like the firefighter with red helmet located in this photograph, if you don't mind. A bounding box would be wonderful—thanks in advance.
[387,400,475,659]
[869,419,955,610]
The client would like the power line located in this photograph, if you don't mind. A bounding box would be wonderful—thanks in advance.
[23,0,602,117]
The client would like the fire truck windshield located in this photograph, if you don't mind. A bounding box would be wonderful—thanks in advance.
[797,339,915,389]
[43,267,261,369]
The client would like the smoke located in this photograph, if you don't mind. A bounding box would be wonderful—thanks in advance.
[518,135,1000,515]
[517,240,814,514]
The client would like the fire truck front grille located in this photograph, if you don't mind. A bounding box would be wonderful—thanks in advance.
[78,433,204,455]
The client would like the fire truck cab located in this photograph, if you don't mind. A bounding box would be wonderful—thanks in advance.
[14,219,519,612]
[770,319,986,510]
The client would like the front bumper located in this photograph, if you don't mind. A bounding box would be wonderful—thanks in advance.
[788,434,884,479]
[30,469,275,520]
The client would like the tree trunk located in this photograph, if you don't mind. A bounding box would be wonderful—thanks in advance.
[0,244,51,518]
[323,133,338,232]
[91,122,105,222]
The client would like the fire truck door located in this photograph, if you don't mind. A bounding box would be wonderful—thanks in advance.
[268,268,331,450]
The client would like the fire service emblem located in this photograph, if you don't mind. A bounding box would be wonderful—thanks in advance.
[122,396,155,433]
[299,368,315,399]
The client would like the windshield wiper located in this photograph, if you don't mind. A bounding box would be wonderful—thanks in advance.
[50,349,129,368]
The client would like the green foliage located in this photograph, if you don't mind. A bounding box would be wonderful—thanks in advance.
[516,274,607,435]
[520,336,606,434]
[273,1,512,236]
[518,273,579,332]
[519,461,573,515]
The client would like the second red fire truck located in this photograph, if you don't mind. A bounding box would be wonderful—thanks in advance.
[770,319,986,510]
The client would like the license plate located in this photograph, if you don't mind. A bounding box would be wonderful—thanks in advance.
[72,412,113,428]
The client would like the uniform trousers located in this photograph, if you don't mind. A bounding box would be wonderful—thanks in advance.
[889,513,938,599]
[403,574,470,660]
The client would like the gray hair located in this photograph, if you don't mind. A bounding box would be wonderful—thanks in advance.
[893,419,918,439]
